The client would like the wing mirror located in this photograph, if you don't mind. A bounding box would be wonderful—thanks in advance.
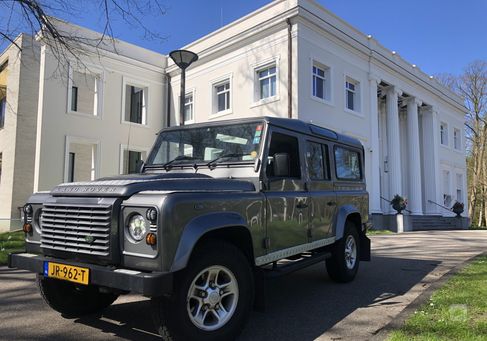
[273,153,290,177]
[137,159,145,173]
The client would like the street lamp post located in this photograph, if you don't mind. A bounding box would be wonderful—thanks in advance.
[169,50,198,126]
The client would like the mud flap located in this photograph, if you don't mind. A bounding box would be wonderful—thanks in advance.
[360,234,371,261]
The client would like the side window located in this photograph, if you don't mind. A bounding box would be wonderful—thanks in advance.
[266,132,300,178]
[306,142,324,180]
[334,146,362,180]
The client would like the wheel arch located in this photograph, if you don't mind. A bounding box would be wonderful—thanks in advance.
[335,204,362,240]
[335,205,371,262]
[170,212,255,272]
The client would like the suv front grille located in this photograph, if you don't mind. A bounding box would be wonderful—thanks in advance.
[40,203,112,256]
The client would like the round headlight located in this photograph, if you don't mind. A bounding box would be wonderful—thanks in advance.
[127,214,147,242]
[146,208,157,223]
[24,204,33,215]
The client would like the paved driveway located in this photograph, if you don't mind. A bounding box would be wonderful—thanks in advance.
[1,230,486,341]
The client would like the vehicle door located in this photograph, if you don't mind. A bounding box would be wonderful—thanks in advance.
[304,140,337,241]
[263,128,309,252]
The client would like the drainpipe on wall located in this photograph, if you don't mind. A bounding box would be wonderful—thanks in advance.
[286,18,293,119]
[165,74,172,127]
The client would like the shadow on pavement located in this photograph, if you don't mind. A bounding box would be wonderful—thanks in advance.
[71,255,439,341]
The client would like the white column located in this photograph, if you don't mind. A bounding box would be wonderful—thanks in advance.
[379,99,388,213]
[406,97,423,215]
[386,86,403,205]
[421,106,440,214]
[368,75,381,214]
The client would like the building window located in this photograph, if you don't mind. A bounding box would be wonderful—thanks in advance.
[440,122,448,146]
[312,63,330,101]
[257,65,276,100]
[184,93,194,123]
[66,140,98,182]
[443,170,451,207]
[124,84,147,124]
[70,86,78,112]
[456,173,463,203]
[0,96,5,129]
[0,60,6,129]
[214,80,230,113]
[123,150,143,174]
[453,128,461,150]
[345,77,360,112]
[120,146,147,174]
[68,69,102,116]
[68,152,75,182]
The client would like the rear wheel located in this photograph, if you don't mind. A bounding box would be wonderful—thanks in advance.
[152,241,254,341]
[326,222,360,282]
[37,275,119,317]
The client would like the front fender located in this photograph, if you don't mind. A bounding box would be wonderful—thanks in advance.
[334,204,361,240]
[170,212,248,272]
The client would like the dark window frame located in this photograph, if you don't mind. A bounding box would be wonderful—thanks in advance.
[68,152,75,182]
[0,96,6,129]
[71,86,78,112]
[127,150,142,174]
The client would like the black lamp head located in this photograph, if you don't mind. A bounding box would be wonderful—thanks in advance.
[169,49,199,70]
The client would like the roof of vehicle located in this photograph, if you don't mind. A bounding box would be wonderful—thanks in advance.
[159,116,363,149]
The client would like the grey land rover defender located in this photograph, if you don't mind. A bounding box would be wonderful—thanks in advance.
[9,116,370,341]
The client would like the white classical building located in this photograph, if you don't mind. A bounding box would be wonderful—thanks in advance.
[0,0,467,231]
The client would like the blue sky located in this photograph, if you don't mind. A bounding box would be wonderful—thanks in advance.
[11,1,487,76]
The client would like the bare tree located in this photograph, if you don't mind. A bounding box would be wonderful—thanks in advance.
[438,61,487,226]
[0,0,167,69]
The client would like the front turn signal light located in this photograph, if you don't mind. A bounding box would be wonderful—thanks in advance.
[23,223,32,233]
[146,232,157,246]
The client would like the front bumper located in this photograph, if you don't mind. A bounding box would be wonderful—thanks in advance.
[8,253,173,296]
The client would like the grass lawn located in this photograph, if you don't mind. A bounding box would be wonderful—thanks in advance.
[367,229,395,235]
[0,231,25,266]
[469,226,487,230]
[389,254,487,341]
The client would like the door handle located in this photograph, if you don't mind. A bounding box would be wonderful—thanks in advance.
[327,201,336,207]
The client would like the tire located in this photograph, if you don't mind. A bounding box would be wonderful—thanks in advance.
[326,221,360,283]
[152,240,254,341]
[37,275,119,318]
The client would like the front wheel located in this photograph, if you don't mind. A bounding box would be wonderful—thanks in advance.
[37,276,119,317]
[152,241,254,341]
[326,222,360,282]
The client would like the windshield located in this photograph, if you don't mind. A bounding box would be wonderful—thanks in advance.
[146,122,265,167]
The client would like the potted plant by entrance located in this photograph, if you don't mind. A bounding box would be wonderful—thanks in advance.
[390,194,407,214]
[451,201,464,217]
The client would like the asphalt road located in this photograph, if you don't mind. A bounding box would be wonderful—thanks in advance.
[1,230,486,341]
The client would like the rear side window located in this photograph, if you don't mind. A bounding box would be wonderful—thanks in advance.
[334,146,362,180]
[306,142,324,180]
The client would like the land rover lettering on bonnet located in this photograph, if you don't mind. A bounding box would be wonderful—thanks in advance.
[9,117,370,341]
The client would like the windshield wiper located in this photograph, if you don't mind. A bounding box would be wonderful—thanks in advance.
[161,155,199,170]
[206,153,250,170]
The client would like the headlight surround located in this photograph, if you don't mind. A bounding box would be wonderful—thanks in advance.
[127,214,148,242]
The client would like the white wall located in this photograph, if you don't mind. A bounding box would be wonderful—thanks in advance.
[0,35,40,231]
[34,48,166,191]
[168,26,293,126]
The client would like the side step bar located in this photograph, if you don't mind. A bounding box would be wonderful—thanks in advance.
[263,251,332,278]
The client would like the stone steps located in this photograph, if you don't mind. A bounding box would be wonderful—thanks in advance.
[411,215,465,231]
